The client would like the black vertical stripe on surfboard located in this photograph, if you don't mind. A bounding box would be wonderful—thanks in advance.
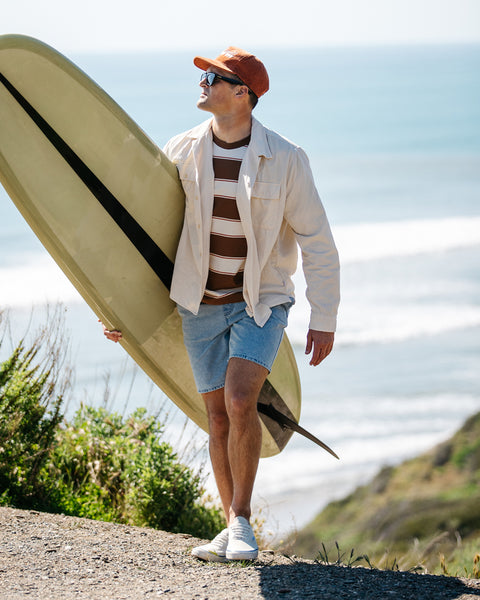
[0,69,335,456]
[0,71,174,290]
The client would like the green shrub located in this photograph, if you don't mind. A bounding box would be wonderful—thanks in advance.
[0,309,224,539]
[0,320,66,507]
[44,404,225,538]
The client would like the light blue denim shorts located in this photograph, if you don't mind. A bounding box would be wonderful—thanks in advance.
[177,301,292,394]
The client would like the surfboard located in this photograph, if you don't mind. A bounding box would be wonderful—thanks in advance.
[0,34,338,460]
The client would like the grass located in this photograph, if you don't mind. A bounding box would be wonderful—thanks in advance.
[311,538,480,578]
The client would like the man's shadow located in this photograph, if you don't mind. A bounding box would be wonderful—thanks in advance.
[258,561,480,599]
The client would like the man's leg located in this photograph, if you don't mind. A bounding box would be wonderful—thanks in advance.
[190,388,232,563]
[201,387,233,521]
[202,357,267,524]
[224,357,267,523]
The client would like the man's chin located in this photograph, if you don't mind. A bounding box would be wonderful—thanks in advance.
[196,99,210,112]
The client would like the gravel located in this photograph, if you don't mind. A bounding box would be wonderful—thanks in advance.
[0,507,479,600]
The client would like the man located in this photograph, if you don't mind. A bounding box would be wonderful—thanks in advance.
[104,47,340,562]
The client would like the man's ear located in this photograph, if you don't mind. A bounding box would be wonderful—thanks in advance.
[235,85,249,97]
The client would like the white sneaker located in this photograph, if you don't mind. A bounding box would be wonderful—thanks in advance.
[191,528,229,562]
[226,516,258,561]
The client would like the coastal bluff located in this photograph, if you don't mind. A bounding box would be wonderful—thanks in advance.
[294,412,480,573]
[1,506,479,600]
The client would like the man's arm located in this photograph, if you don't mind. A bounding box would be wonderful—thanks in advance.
[284,148,340,333]
[283,149,340,365]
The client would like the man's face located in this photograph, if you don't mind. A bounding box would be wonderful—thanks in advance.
[196,67,242,114]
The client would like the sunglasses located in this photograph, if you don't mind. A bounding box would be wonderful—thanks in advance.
[200,72,244,87]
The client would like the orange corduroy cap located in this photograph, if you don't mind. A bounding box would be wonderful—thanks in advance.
[194,47,269,98]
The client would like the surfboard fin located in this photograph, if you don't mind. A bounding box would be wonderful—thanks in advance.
[257,402,339,460]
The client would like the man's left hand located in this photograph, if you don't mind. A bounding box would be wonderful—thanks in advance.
[305,329,335,366]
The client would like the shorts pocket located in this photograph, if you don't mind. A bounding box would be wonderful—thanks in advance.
[269,302,292,329]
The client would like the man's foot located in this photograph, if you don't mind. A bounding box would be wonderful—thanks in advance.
[226,516,258,561]
[191,528,229,562]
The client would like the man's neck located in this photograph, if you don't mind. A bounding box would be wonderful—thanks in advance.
[211,113,252,144]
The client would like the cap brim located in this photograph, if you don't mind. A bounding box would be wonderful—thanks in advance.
[193,55,235,75]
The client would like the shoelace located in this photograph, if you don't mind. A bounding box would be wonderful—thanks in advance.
[211,528,229,550]
[229,519,252,540]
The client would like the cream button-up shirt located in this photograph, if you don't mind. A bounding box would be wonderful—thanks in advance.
[163,117,340,332]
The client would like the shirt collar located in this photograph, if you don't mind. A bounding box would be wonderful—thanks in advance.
[188,117,272,159]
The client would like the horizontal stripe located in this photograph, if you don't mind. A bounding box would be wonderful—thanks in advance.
[214,179,238,200]
[209,254,245,275]
[211,217,245,237]
[212,196,241,220]
[204,285,243,298]
[213,157,242,181]
[202,291,244,304]
[210,234,247,257]
[206,270,244,290]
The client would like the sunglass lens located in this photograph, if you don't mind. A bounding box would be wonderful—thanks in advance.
[200,72,216,86]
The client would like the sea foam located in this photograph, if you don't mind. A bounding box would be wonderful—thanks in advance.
[2,216,480,348]
[335,216,480,264]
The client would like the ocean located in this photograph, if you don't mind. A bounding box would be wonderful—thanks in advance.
[1,44,479,537]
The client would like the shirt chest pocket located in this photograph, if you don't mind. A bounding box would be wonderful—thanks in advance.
[251,182,281,230]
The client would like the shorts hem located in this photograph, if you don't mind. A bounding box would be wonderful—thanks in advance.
[198,382,226,395]
[230,354,272,373]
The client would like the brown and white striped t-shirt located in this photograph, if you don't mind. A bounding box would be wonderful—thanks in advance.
[202,133,250,304]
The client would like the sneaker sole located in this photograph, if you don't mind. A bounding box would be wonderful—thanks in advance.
[226,549,258,561]
[192,549,228,563]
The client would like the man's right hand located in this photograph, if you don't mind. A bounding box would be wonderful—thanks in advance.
[99,320,123,343]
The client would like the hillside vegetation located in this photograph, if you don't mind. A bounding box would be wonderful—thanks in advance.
[293,412,480,575]
[0,310,224,540]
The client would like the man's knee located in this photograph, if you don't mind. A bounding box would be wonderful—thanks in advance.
[207,405,230,438]
[226,388,258,421]
[224,359,267,421]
